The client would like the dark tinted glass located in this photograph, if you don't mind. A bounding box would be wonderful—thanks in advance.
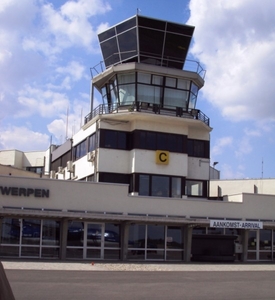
[101,37,119,66]
[139,174,149,196]
[138,16,165,30]
[147,225,165,248]
[128,224,146,248]
[157,133,167,150]
[116,16,136,34]
[99,172,129,184]
[164,33,190,60]
[118,28,137,60]
[98,27,116,42]
[104,130,117,148]
[117,131,127,149]
[146,132,156,150]
[167,23,194,36]
[139,28,164,57]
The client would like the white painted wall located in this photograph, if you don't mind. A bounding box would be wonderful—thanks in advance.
[1,175,275,221]
[210,179,275,197]
[188,157,209,180]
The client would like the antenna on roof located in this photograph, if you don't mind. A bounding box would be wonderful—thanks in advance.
[65,107,69,140]
[262,158,264,179]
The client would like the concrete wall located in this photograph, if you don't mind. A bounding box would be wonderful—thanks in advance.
[0,165,41,178]
[210,178,275,197]
[1,175,275,221]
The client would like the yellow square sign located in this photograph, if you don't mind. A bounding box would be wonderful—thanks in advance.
[156,150,169,165]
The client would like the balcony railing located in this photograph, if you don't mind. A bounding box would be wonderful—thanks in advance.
[84,102,210,126]
[90,57,206,79]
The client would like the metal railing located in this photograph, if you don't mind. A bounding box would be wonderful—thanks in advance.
[84,102,210,126]
[90,55,206,79]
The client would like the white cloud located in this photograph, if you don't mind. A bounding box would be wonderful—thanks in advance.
[244,128,261,137]
[221,163,245,179]
[47,93,90,143]
[0,126,50,151]
[17,86,70,118]
[234,136,252,158]
[188,0,275,123]
[56,60,87,81]
[211,136,233,156]
[23,0,111,56]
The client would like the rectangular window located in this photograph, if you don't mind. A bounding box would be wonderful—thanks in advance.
[137,72,151,84]
[74,139,87,160]
[185,180,203,196]
[139,174,150,196]
[133,130,186,153]
[99,129,128,150]
[99,172,130,185]
[88,133,96,152]
[138,174,182,198]
[172,177,181,198]
[165,77,176,88]
[152,175,169,197]
[187,139,209,158]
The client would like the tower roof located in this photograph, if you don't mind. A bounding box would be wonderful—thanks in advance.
[98,15,194,70]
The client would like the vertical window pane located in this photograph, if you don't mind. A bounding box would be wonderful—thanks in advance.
[147,225,165,249]
[105,131,116,148]
[152,176,169,197]
[104,224,120,248]
[146,132,156,150]
[139,175,149,196]
[1,218,20,244]
[248,231,257,250]
[128,224,146,248]
[172,177,181,198]
[22,219,41,245]
[42,220,60,246]
[67,221,84,246]
[88,134,96,152]
[157,133,167,150]
[117,132,126,149]
[260,230,272,251]
[167,226,183,249]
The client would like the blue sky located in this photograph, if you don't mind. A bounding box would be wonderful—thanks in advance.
[0,0,275,179]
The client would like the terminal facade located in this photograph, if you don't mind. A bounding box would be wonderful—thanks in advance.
[1,15,275,263]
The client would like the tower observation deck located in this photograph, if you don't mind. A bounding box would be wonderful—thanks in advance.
[86,15,209,126]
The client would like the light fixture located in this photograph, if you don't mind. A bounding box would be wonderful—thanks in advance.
[213,162,219,167]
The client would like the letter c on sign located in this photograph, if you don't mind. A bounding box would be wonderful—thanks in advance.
[159,152,167,162]
[156,150,169,165]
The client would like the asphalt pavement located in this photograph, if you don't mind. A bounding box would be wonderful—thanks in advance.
[3,261,275,300]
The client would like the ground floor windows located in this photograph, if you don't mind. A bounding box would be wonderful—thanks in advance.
[2,217,275,262]
[247,230,273,261]
[127,224,184,261]
[66,221,121,260]
[0,218,60,258]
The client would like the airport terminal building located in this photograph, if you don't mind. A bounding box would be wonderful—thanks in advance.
[1,15,275,263]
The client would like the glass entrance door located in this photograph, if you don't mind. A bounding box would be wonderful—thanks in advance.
[84,223,104,259]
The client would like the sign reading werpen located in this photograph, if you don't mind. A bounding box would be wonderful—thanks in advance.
[0,186,50,198]
[156,150,169,165]
[210,219,263,229]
